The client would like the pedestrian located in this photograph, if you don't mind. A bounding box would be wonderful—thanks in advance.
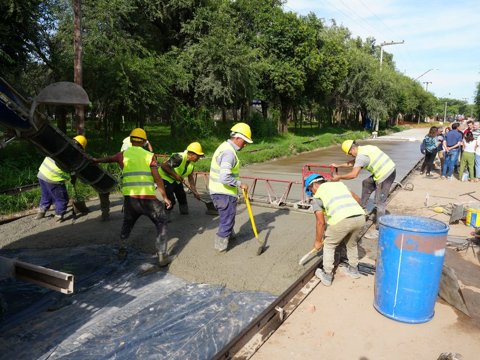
[304,174,366,287]
[35,135,88,222]
[209,122,252,252]
[435,127,445,171]
[94,128,173,266]
[331,140,396,229]
[159,142,204,216]
[471,121,480,140]
[475,130,480,182]
[463,120,473,136]
[420,126,438,177]
[441,122,463,180]
[458,131,476,181]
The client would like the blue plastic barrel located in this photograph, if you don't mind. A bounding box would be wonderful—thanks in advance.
[374,215,449,323]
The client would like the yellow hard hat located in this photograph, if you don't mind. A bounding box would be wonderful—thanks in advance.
[186,142,204,156]
[230,122,253,143]
[341,140,354,155]
[130,128,147,141]
[73,135,87,149]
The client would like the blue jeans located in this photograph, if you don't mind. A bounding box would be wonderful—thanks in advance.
[442,149,459,177]
[475,154,480,179]
[211,194,237,238]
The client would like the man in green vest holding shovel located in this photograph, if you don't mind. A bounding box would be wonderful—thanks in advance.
[94,128,173,266]
[159,142,204,216]
[305,174,366,286]
[209,122,252,252]
[331,140,396,230]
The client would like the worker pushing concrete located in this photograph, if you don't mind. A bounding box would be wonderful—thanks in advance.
[94,128,173,266]
[159,142,204,216]
[35,135,87,222]
[331,140,396,230]
[209,122,252,252]
[304,174,366,286]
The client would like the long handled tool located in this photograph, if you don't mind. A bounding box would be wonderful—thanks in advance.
[242,188,265,255]
[299,246,322,266]
[182,181,218,215]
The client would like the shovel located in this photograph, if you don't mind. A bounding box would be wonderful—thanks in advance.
[182,181,218,215]
[242,188,265,255]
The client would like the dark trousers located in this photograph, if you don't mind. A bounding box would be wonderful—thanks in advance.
[361,170,396,225]
[211,194,237,238]
[38,178,68,215]
[120,196,167,253]
[164,181,187,211]
[421,151,437,174]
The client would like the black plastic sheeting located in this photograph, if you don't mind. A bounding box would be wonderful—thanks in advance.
[0,246,275,359]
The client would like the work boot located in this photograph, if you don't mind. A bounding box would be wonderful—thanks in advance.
[35,211,46,220]
[117,247,127,261]
[157,252,173,267]
[315,269,333,286]
[214,235,229,252]
[54,214,64,222]
[340,264,361,279]
[179,204,189,215]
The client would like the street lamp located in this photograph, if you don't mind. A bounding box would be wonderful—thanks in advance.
[423,81,432,91]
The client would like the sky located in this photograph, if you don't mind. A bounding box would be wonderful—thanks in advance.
[285,0,480,103]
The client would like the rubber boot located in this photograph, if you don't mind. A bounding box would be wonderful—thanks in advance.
[214,235,229,252]
[35,210,46,220]
[179,204,189,215]
[157,252,173,267]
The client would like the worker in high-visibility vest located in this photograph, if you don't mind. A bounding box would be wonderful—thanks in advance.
[159,142,204,216]
[35,135,87,222]
[331,140,396,229]
[304,174,365,287]
[209,123,252,252]
[94,128,173,266]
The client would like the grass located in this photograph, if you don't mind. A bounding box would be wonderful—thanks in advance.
[0,123,390,215]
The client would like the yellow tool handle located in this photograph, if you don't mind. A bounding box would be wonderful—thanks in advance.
[242,188,258,239]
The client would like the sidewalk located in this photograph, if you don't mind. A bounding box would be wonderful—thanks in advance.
[252,167,480,359]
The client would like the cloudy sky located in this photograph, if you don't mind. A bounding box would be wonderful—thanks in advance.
[285,0,480,103]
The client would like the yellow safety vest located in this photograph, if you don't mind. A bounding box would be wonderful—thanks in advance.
[38,157,69,183]
[358,145,395,182]
[314,182,365,226]
[209,141,240,196]
[122,147,156,196]
[158,151,195,184]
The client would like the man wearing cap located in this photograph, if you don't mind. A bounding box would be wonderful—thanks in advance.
[35,135,88,222]
[331,140,396,228]
[94,128,173,266]
[305,174,365,286]
[159,142,204,216]
[209,122,252,252]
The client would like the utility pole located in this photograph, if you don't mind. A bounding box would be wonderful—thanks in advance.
[444,101,448,122]
[73,0,85,135]
[423,81,432,91]
[380,40,405,69]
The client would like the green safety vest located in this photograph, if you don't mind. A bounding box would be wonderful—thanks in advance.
[158,151,195,184]
[358,145,395,182]
[122,146,156,196]
[209,141,240,196]
[38,157,69,183]
[314,182,365,226]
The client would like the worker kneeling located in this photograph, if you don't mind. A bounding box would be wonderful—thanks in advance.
[305,174,366,286]
[159,142,204,216]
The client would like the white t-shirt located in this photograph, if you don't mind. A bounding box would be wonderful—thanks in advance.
[463,139,476,153]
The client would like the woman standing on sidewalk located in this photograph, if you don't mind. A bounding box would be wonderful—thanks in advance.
[420,126,438,177]
[459,131,476,181]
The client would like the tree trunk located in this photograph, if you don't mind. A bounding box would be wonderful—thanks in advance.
[278,101,289,134]
[73,0,85,135]
[261,101,268,120]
